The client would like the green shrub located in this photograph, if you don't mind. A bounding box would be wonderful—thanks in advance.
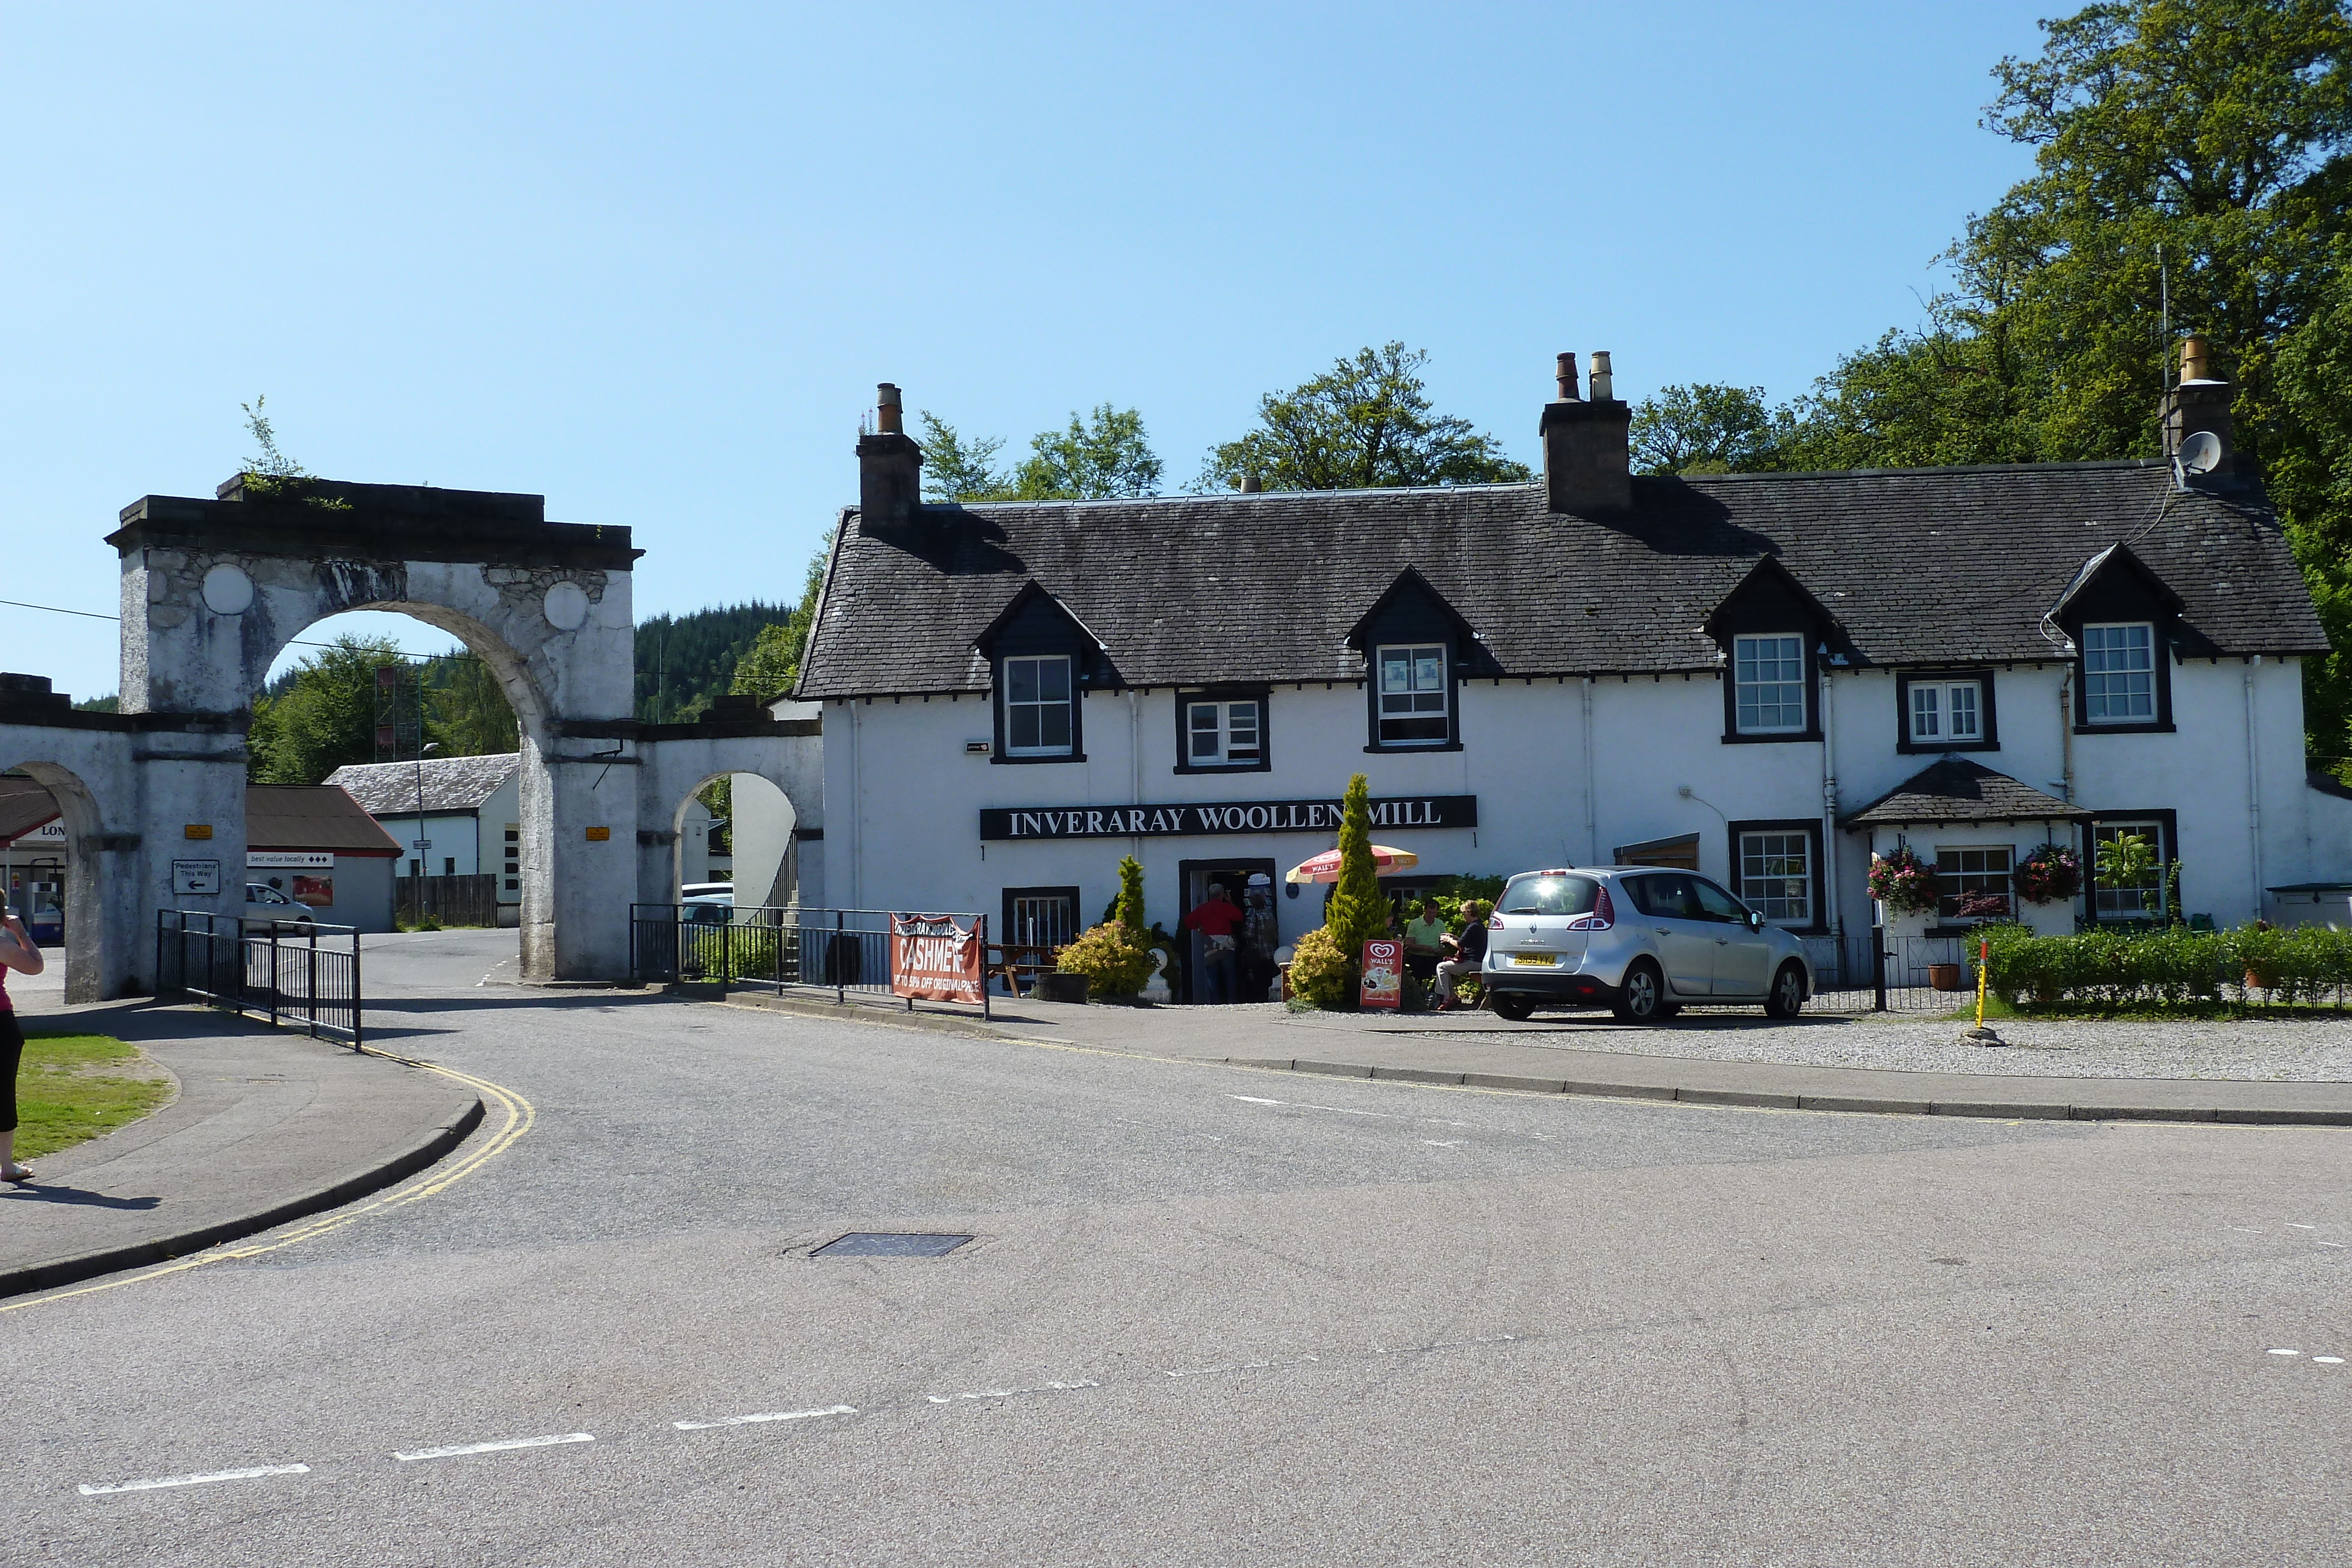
[1055,922,1155,999]
[1287,924,1354,1009]
[1982,922,2352,1009]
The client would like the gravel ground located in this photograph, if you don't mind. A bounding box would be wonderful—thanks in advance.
[1422,1010,2352,1081]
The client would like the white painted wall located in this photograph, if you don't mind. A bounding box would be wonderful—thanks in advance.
[817,655,2351,957]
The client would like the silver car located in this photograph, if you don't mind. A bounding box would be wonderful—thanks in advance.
[1479,867,1813,1023]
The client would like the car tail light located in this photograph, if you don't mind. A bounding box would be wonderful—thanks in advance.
[1486,912,1504,930]
[1568,884,1615,931]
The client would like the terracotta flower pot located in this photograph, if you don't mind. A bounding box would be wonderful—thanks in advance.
[1927,962,1965,992]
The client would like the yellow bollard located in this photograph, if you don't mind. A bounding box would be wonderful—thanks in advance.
[1976,938,1989,1031]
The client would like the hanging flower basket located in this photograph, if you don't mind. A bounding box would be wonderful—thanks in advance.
[2013,844,2083,905]
[1867,848,1939,917]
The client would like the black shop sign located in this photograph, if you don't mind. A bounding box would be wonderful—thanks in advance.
[979,794,1478,842]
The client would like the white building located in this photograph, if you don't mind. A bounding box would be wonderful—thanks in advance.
[792,358,2352,998]
[327,753,523,910]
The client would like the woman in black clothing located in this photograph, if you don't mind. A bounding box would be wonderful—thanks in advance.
[1432,900,1491,1011]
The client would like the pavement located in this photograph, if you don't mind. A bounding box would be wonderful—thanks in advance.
[2,979,482,1300]
[724,988,2352,1125]
[9,929,2351,1565]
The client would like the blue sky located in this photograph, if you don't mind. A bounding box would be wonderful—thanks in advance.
[4,2,2053,701]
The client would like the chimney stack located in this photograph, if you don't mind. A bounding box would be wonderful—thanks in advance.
[858,380,924,526]
[2162,336,2236,484]
[1541,349,1631,513]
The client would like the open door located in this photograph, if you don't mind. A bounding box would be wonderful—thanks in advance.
[1177,857,1278,1004]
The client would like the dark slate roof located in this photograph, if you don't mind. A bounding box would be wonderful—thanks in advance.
[796,460,2326,697]
[325,754,521,815]
[1842,759,2082,828]
[246,785,405,855]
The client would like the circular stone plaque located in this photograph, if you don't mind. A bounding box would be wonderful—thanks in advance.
[543,580,590,631]
[200,563,255,616]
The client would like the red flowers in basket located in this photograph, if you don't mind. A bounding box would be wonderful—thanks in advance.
[1867,848,1939,916]
[2012,844,2083,905]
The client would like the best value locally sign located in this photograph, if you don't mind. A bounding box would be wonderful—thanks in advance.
[980,794,1477,841]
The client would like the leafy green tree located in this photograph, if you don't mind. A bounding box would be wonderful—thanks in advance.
[917,413,1012,502]
[1115,854,1148,943]
[249,635,441,784]
[1009,405,1162,499]
[1198,343,1530,492]
[2274,244,2352,773]
[425,654,517,757]
[1630,385,1796,474]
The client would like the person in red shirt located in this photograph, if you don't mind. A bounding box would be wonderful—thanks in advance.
[1,901,46,1182]
[1181,884,1245,1005]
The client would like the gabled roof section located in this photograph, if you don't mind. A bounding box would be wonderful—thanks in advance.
[1700,553,1848,645]
[794,460,2330,698]
[246,784,404,855]
[1842,758,2082,828]
[2049,542,2186,623]
[971,580,1112,656]
[0,777,62,842]
[325,754,522,815]
[1344,565,1481,650]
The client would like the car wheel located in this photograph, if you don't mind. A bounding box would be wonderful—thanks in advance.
[1612,959,1668,1024]
[1765,961,1806,1019]
[1490,994,1536,1022]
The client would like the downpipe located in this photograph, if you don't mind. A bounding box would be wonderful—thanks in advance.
[2246,656,2263,918]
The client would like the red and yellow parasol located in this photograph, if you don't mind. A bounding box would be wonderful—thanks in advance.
[1285,845,1420,884]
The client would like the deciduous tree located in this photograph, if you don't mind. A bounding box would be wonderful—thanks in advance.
[1198,343,1529,492]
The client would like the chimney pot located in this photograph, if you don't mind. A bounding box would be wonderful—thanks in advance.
[2161,339,2235,484]
[1555,352,1580,402]
[876,382,904,435]
[858,380,923,524]
[1239,472,1262,494]
[2179,336,2213,384]
[1541,349,1631,513]
[1588,351,1615,403]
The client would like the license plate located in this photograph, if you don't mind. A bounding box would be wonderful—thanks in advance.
[1511,952,1553,967]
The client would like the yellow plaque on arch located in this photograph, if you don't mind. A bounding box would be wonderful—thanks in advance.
[584,826,611,842]
[184,823,213,840]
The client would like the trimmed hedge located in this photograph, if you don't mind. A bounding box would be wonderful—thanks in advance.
[1982,922,2352,1007]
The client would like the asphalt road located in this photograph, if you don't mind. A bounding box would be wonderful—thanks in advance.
[6,930,2348,1565]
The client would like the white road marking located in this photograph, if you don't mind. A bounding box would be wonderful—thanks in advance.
[2316,1241,2346,1249]
[924,1379,1098,1405]
[2267,1349,2301,1356]
[79,1464,309,1496]
[2315,1357,2345,1365]
[2288,1223,2316,1229]
[1227,1094,1470,1128]
[2231,1226,2265,1233]
[674,1405,856,1431]
[394,1433,594,1462]
[1422,1139,1466,1148]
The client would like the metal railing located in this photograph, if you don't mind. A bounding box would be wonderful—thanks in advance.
[156,910,363,1047]
[629,904,991,1015]
[1800,930,1987,1014]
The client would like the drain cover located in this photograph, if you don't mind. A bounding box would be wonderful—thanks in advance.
[811,1232,973,1258]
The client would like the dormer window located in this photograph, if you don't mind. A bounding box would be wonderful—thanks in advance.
[1733,634,1806,734]
[2082,623,2156,723]
[1002,654,1074,757]
[1376,644,1449,745]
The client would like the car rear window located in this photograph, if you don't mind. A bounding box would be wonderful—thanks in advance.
[1497,874,1600,916]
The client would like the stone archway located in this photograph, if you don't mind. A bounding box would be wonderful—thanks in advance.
[110,478,641,982]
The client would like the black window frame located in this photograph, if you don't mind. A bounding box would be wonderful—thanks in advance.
[2084,808,2180,922]
[1365,641,1460,752]
[1726,818,1828,934]
[1000,885,1083,950]
[1895,668,2000,754]
[1173,685,1273,775]
[1719,634,1823,744]
[2073,621,2174,734]
[991,651,1086,765]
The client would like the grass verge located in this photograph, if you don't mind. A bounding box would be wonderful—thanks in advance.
[1943,994,2352,1022]
[13,1033,173,1161]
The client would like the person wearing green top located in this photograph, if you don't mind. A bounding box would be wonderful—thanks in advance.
[1401,899,1447,981]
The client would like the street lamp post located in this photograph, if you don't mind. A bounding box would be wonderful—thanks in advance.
[410,740,440,922]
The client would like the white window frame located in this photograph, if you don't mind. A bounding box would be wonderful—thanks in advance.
[1375,643,1449,746]
[1733,634,1808,735]
[1908,678,1983,744]
[1184,698,1262,767]
[1737,830,1812,926]
[1002,654,1075,757]
[2082,622,2156,724]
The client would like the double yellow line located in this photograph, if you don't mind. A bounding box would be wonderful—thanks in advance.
[0,1054,533,1315]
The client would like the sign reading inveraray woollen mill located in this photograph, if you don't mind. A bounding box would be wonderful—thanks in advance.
[980,794,1478,841]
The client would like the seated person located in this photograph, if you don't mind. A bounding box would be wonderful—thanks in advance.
[1401,898,1447,980]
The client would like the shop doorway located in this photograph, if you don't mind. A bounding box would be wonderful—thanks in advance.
[1177,857,1278,1004]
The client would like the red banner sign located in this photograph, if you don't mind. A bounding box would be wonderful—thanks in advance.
[1360,938,1402,1010]
[891,914,984,1004]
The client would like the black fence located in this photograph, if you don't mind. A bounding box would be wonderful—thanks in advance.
[1798,931,1992,1014]
[629,904,990,1015]
[156,910,363,1047]
[397,872,500,928]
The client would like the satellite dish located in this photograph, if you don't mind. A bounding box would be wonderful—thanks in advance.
[2177,430,2223,476]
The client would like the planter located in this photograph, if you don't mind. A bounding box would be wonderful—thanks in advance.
[1927,962,1965,992]
[1034,972,1091,1005]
